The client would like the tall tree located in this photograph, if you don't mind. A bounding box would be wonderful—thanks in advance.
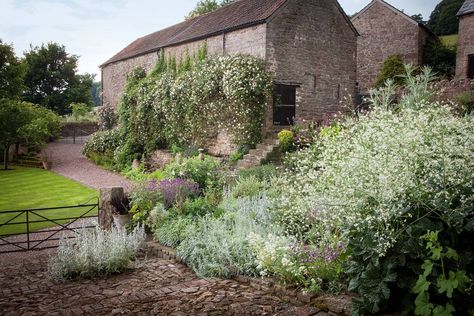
[0,99,59,169]
[186,0,234,20]
[427,0,464,36]
[411,14,425,24]
[91,81,102,106]
[0,39,26,99]
[22,42,93,115]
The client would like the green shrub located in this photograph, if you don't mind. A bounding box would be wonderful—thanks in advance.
[319,124,342,139]
[163,155,222,190]
[276,67,474,314]
[70,102,93,119]
[237,164,279,182]
[154,216,195,248]
[231,175,265,199]
[422,39,456,77]
[228,144,250,164]
[278,129,294,153]
[454,91,474,115]
[148,170,165,181]
[228,151,244,164]
[48,225,146,282]
[121,164,149,181]
[86,152,115,170]
[375,55,406,87]
[82,128,122,158]
[129,181,162,215]
[172,196,220,217]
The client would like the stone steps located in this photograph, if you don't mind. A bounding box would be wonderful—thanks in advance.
[236,138,279,170]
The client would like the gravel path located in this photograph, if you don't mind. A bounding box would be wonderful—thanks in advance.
[46,142,133,191]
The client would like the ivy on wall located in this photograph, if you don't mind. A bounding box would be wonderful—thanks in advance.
[114,48,273,167]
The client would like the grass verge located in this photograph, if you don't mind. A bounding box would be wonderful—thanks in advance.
[0,167,98,236]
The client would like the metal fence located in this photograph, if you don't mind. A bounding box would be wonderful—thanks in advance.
[0,202,99,254]
[57,127,94,145]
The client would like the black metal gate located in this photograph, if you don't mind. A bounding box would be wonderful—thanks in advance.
[0,202,98,253]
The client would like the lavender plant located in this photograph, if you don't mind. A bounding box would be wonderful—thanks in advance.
[159,178,200,208]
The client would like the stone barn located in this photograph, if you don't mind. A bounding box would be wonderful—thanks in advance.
[456,0,474,79]
[101,0,358,136]
[351,0,436,92]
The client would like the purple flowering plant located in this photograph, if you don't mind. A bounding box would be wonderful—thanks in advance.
[159,178,200,209]
[284,241,347,292]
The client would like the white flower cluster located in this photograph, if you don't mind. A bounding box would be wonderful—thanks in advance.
[276,70,474,256]
[248,232,294,277]
[117,54,272,152]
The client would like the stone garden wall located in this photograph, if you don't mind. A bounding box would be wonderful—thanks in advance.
[266,0,358,132]
[456,13,474,79]
[351,1,430,93]
[101,24,266,110]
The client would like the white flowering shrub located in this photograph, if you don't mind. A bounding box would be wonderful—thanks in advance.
[82,128,122,157]
[114,53,272,168]
[276,67,474,314]
[249,233,346,293]
[278,70,474,254]
[48,225,146,282]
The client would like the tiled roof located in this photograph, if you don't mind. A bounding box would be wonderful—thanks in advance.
[458,0,474,16]
[101,0,288,67]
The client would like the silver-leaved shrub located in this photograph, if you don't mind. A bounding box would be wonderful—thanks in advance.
[176,194,284,278]
[48,225,146,282]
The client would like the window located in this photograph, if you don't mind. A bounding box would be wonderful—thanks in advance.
[273,85,296,126]
[469,55,474,79]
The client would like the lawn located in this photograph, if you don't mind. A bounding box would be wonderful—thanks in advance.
[440,34,458,47]
[0,167,98,236]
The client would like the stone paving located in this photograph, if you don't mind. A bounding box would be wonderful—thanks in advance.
[0,244,333,316]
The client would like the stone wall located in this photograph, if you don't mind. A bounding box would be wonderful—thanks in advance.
[102,52,159,108]
[225,25,266,59]
[102,24,267,110]
[456,14,474,78]
[352,1,421,92]
[265,0,357,132]
[102,1,356,155]
[101,24,267,156]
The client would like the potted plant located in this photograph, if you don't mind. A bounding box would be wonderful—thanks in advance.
[111,195,131,231]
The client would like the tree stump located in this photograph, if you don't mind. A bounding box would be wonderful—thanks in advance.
[99,187,124,230]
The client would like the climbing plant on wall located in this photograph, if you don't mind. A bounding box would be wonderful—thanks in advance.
[113,49,272,168]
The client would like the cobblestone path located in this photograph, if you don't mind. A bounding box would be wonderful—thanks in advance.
[0,245,326,316]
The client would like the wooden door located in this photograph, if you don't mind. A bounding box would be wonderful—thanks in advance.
[469,55,474,79]
[273,85,296,126]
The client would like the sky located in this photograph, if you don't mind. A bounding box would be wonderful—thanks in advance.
[0,0,440,80]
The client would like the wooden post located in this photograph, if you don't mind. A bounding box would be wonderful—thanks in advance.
[99,187,124,230]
